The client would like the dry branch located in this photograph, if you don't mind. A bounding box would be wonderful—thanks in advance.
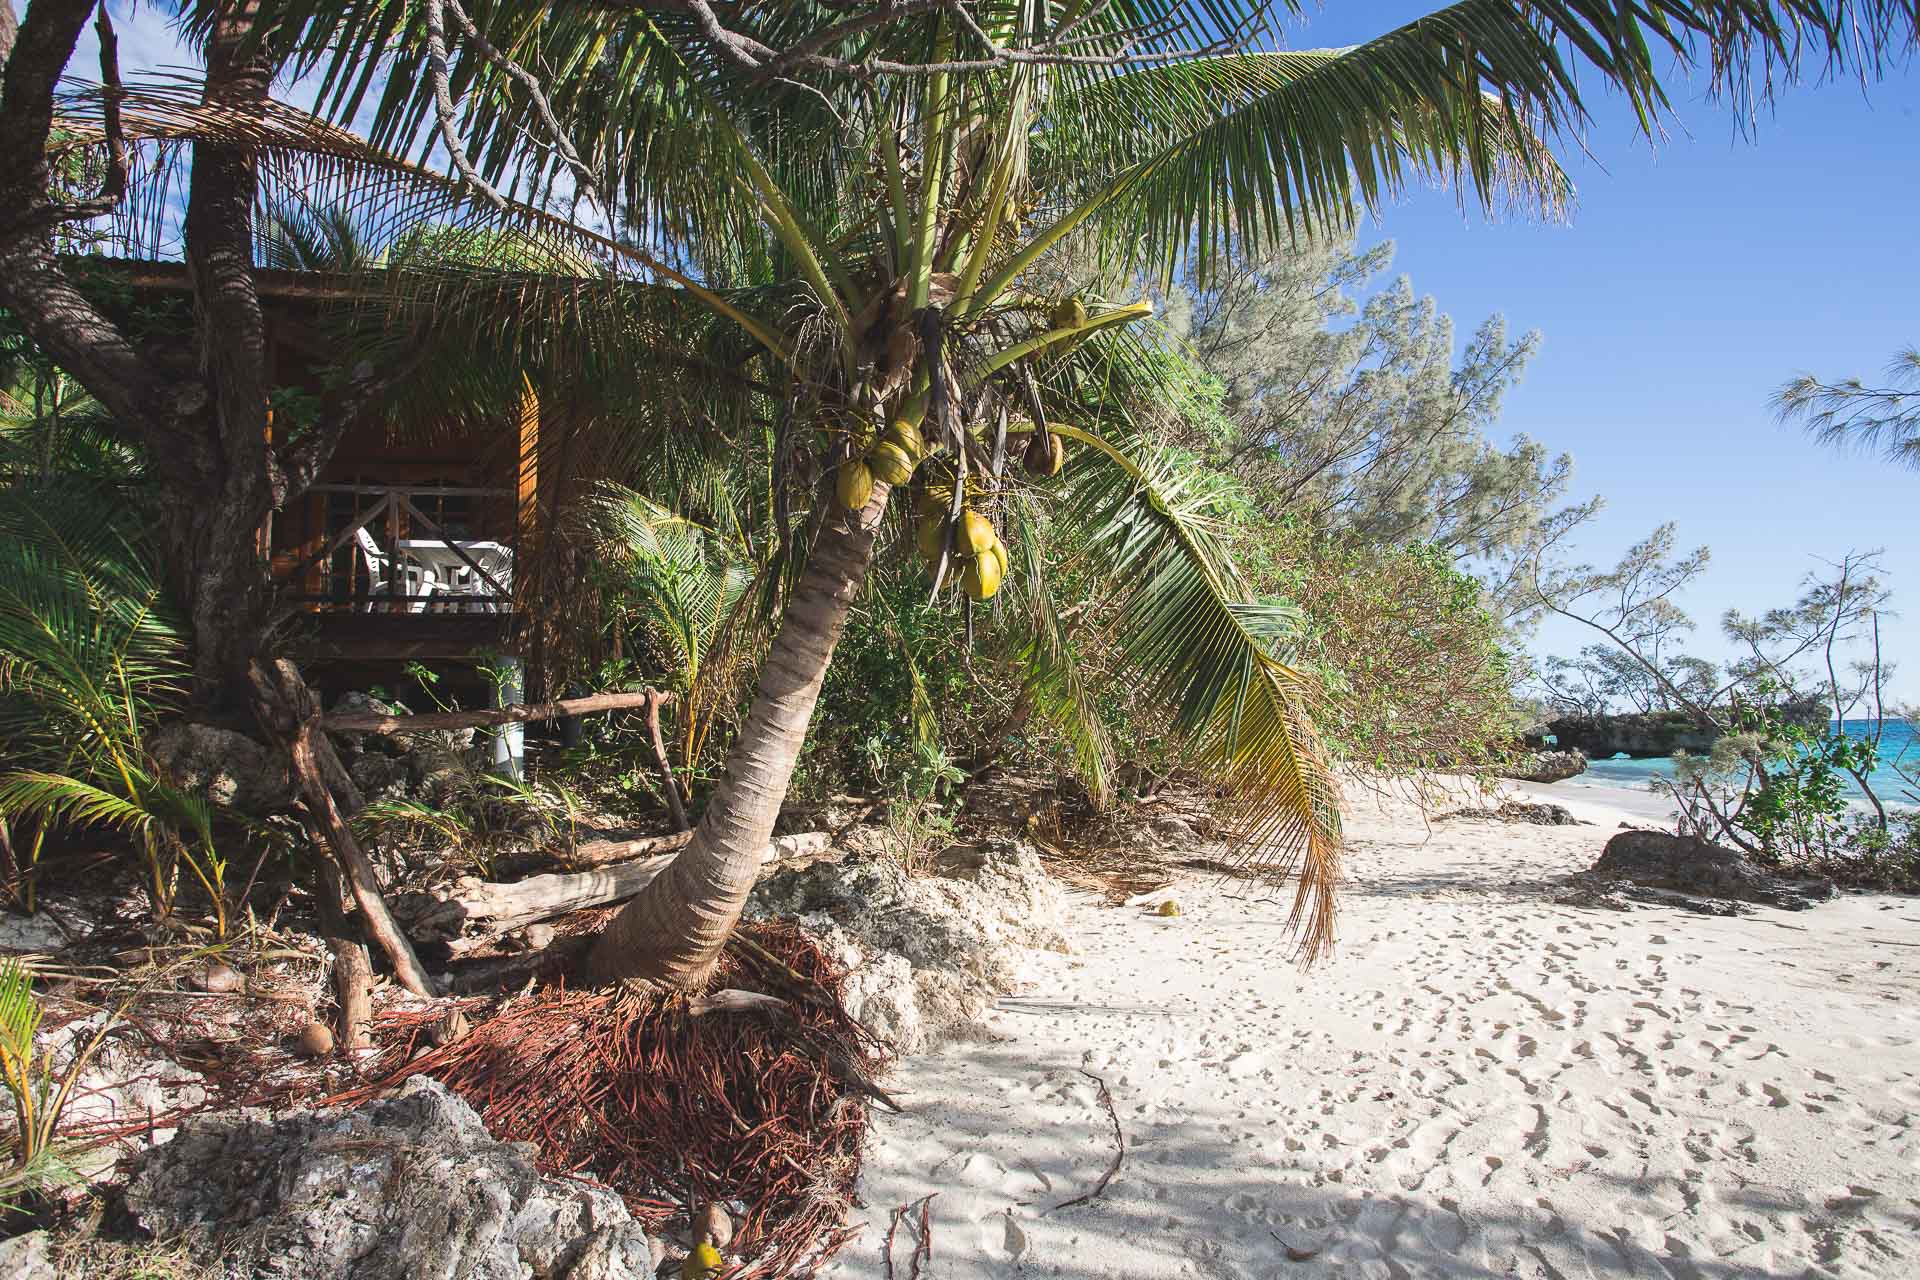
[250,659,437,997]
[1051,1070,1124,1211]
[322,688,670,734]
[400,831,832,953]
[567,828,695,868]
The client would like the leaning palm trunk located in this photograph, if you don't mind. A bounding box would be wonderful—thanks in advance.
[586,481,890,988]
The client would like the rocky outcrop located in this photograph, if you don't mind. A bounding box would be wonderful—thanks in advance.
[1439,802,1579,826]
[746,837,1068,1054]
[1537,697,1827,761]
[124,1076,657,1280]
[1539,710,1718,759]
[1571,830,1837,912]
[149,722,291,814]
[1498,749,1588,783]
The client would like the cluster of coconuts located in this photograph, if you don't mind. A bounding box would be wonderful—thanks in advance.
[836,417,927,511]
[913,488,1009,602]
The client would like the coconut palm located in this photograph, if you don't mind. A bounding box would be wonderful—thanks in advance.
[228,0,1920,989]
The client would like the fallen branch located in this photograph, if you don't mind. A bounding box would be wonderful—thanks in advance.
[565,828,695,868]
[251,659,437,997]
[309,829,373,1051]
[400,831,832,953]
[321,688,672,734]
[1051,1070,1124,1211]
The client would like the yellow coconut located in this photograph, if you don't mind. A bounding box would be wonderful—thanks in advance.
[868,440,917,486]
[883,419,925,458]
[836,459,874,511]
[915,516,948,563]
[959,509,996,557]
[963,549,1004,601]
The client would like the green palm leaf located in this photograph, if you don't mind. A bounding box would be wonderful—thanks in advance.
[1057,424,1341,959]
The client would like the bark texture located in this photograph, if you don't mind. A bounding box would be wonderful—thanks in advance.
[585,482,891,988]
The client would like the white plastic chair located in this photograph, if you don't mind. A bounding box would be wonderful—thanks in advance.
[355,527,438,613]
[448,545,514,613]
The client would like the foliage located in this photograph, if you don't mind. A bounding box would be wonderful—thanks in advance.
[0,485,227,928]
[348,680,583,875]
[1538,537,1906,863]
[1164,230,1598,607]
[1776,345,1920,469]
[1740,716,1875,863]
[1238,525,1525,777]
[873,741,968,876]
[0,959,114,1211]
[13,0,1914,975]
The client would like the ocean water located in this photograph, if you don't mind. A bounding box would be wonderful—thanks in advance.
[1566,718,1915,807]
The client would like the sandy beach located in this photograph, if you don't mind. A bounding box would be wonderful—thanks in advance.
[828,785,1920,1279]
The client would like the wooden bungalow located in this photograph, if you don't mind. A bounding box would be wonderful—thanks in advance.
[92,258,597,732]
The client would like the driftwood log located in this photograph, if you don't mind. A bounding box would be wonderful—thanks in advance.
[565,829,695,868]
[400,831,833,956]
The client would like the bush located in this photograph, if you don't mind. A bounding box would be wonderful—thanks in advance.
[1234,523,1524,777]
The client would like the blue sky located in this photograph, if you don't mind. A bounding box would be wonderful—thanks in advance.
[1285,5,1919,702]
[71,4,1919,702]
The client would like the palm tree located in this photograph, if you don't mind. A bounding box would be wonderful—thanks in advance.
[239,0,1920,990]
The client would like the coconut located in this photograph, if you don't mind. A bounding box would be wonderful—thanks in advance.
[984,539,1009,583]
[868,441,917,486]
[963,548,1005,601]
[836,459,875,511]
[1023,431,1065,477]
[882,419,925,458]
[1050,297,1088,331]
[959,509,996,557]
[915,516,948,563]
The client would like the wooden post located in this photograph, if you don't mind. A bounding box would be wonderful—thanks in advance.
[516,372,539,589]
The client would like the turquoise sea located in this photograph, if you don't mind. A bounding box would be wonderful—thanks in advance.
[1570,718,1915,808]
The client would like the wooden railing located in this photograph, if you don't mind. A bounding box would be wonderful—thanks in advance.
[275,482,518,613]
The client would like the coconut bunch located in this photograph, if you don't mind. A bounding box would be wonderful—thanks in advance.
[835,416,927,511]
[911,478,1008,602]
[829,292,1104,602]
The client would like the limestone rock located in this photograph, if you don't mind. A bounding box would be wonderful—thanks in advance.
[1499,750,1588,783]
[149,721,291,814]
[1439,802,1579,826]
[0,1230,54,1280]
[1586,830,1836,911]
[746,837,1067,1053]
[0,910,68,954]
[123,1076,655,1280]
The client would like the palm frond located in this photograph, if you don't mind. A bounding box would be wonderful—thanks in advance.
[0,771,161,836]
[1057,423,1341,960]
[575,482,754,692]
[1000,491,1114,804]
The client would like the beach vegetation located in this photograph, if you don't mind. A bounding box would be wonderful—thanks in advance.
[1536,537,1910,885]
[0,0,1912,1014]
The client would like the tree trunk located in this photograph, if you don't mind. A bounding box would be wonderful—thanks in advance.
[177,3,278,705]
[585,481,890,988]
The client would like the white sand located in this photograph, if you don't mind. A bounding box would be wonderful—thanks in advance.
[828,786,1920,1279]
